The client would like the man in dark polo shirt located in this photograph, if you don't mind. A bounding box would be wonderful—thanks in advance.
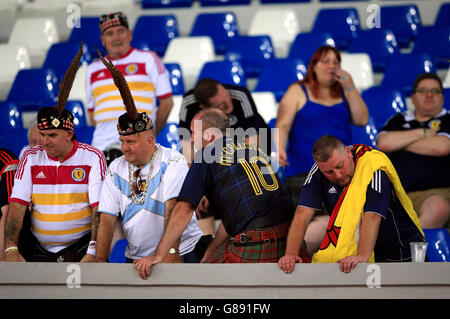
[178,78,271,163]
[376,73,450,229]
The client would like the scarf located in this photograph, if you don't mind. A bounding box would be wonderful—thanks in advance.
[312,144,424,263]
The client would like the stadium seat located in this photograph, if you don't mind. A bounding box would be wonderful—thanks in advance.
[248,9,300,58]
[435,3,450,26]
[260,0,310,3]
[251,91,278,124]
[199,0,251,6]
[7,68,59,112]
[340,53,374,92]
[197,60,246,87]
[444,89,450,111]
[65,100,87,127]
[167,95,183,124]
[43,42,92,80]
[351,116,378,148]
[74,126,94,145]
[80,0,135,15]
[132,15,179,58]
[163,36,215,91]
[0,102,23,130]
[108,238,128,263]
[444,67,450,88]
[164,63,185,95]
[0,44,31,100]
[68,17,105,58]
[190,12,239,55]
[0,2,16,43]
[347,29,399,73]
[68,64,89,123]
[423,228,450,262]
[312,8,360,50]
[381,53,436,96]
[254,58,306,102]
[380,5,421,48]
[0,102,27,156]
[412,26,450,69]
[141,0,193,8]
[361,86,407,131]
[8,17,59,67]
[225,35,275,78]
[288,32,335,66]
[156,122,181,151]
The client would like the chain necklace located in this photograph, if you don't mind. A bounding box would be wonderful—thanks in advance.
[128,145,159,204]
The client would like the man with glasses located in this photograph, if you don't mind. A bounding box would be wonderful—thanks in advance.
[86,12,174,161]
[377,73,450,229]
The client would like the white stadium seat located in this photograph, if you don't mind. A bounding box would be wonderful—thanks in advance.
[340,53,374,92]
[0,44,31,100]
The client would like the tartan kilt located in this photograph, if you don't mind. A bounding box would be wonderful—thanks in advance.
[206,222,292,263]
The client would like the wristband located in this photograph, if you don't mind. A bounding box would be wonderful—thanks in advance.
[423,127,427,138]
[87,241,96,255]
[347,85,355,93]
[5,246,18,253]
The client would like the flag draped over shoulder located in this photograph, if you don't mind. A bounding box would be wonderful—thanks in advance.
[312,144,425,263]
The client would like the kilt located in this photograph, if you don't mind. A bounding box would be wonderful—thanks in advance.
[207,222,309,263]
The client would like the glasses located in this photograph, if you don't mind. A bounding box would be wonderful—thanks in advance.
[415,88,442,95]
[131,169,141,194]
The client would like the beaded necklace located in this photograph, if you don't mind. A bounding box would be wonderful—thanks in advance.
[128,145,159,204]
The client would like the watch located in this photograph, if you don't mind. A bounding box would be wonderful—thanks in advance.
[169,248,179,255]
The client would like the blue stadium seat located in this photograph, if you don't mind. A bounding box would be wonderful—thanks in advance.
[43,42,92,80]
[412,26,450,69]
[142,0,193,8]
[380,5,421,49]
[0,102,27,156]
[164,63,185,95]
[381,53,436,96]
[65,100,87,127]
[348,29,399,73]
[197,60,246,87]
[7,68,59,112]
[261,0,310,3]
[74,126,94,145]
[423,228,450,262]
[156,122,181,151]
[312,8,360,50]
[288,32,335,66]
[131,15,179,58]
[254,58,307,102]
[0,102,23,130]
[351,116,378,148]
[200,0,250,6]
[68,17,105,58]
[190,12,239,55]
[435,3,450,26]
[108,238,128,263]
[444,88,450,111]
[361,86,406,131]
[225,35,275,78]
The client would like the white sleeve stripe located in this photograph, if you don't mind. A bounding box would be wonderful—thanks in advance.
[370,170,382,193]
[304,163,318,185]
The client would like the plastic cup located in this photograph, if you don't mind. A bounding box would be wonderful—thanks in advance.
[410,242,428,262]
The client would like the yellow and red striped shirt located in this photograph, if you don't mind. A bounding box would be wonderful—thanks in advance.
[11,141,106,253]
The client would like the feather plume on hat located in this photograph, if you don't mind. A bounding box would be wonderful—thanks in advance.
[37,42,83,131]
[95,47,153,136]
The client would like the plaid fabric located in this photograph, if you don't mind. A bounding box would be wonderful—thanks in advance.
[207,223,309,263]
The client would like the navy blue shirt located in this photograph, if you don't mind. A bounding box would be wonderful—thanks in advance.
[177,137,293,237]
[300,161,424,262]
[379,109,450,192]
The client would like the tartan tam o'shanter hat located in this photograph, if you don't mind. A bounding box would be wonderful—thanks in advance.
[37,42,83,131]
[95,48,153,136]
[100,12,129,33]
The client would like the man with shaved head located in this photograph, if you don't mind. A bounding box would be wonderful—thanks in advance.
[133,108,306,279]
